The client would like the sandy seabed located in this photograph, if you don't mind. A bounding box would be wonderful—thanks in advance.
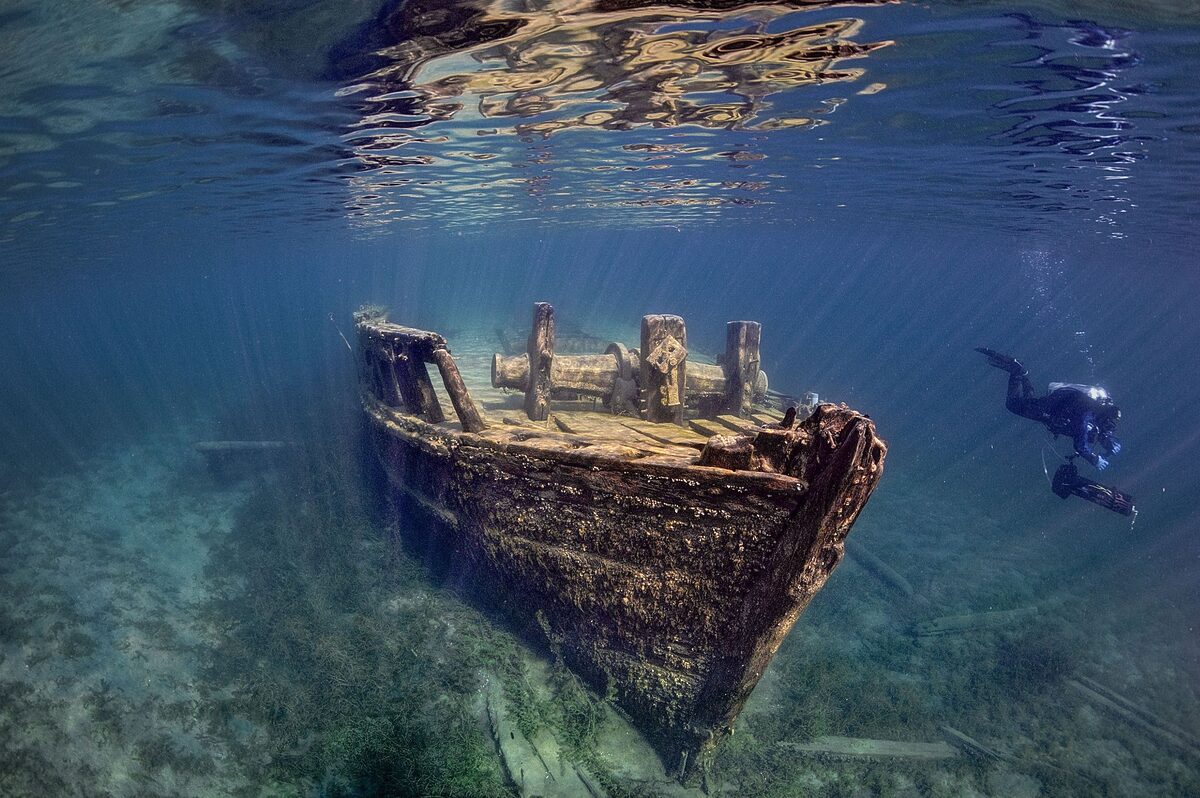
[0,428,250,795]
[1,411,1198,797]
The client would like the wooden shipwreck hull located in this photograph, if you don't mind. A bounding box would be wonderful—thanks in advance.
[355,304,886,776]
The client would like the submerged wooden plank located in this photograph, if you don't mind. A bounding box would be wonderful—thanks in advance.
[914,607,1038,637]
[848,540,915,598]
[1069,677,1200,757]
[358,321,447,360]
[714,414,759,433]
[403,348,446,423]
[940,725,1009,762]
[750,410,785,426]
[687,418,729,438]
[620,419,709,448]
[552,411,684,452]
[501,414,541,428]
[194,440,297,452]
[431,348,485,432]
[778,736,959,762]
[552,410,632,438]
[483,677,598,798]
[391,477,461,530]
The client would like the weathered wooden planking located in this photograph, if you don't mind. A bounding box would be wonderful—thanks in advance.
[848,540,915,598]
[778,736,959,762]
[940,725,1009,761]
[914,606,1038,637]
[460,411,664,461]
[194,440,298,452]
[750,410,785,426]
[1070,677,1200,758]
[714,414,760,434]
[357,321,447,360]
[500,414,541,429]
[482,677,597,798]
[365,394,885,776]
[688,418,732,438]
[620,418,709,448]
[552,412,681,458]
[403,349,447,423]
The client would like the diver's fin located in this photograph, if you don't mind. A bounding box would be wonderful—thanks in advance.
[1051,463,1136,517]
[975,347,1025,375]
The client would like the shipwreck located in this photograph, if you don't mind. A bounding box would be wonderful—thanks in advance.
[354,302,886,777]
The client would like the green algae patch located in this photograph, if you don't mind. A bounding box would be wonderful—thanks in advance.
[199,452,514,796]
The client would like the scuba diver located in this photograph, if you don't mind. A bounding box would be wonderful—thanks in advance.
[977,347,1136,517]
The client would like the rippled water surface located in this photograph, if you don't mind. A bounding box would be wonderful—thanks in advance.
[2,2,1199,796]
[3,0,1197,241]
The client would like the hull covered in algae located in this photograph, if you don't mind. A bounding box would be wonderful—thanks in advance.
[355,312,886,776]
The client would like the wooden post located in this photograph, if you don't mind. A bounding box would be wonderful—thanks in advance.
[375,347,407,408]
[720,321,761,417]
[397,345,445,423]
[640,314,687,424]
[365,350,388,404]
[360,346,377,395]
[391,346,423,413]
[525,302,555,421]
[431,348,487,433]
[412,356,446,424]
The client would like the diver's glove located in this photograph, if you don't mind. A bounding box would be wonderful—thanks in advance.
[975,347,1027,376]
[1094,455,1109,471]
[1108,439,1122,455]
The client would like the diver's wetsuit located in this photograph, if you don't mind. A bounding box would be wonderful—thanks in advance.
[978,346,1121,469]
[1003,371,1120,469]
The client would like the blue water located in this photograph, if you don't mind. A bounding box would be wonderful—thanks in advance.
[2,1,1198,795]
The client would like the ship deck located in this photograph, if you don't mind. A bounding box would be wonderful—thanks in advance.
[408,334,787,465]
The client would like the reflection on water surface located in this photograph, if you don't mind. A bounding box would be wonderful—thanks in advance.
[0,0,1195,242]
[337,0,894,226]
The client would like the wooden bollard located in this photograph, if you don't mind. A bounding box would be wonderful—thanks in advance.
[492,351,732,400]
[493,352,618,397]
[721,321,761,416]
[640,314,687,424]
[431,348,486,433]
[525,302,555,421]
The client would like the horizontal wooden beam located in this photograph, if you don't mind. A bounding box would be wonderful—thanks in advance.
[357,321,448,361]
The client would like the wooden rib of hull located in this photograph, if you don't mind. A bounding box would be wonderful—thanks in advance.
[362,393,885,775]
